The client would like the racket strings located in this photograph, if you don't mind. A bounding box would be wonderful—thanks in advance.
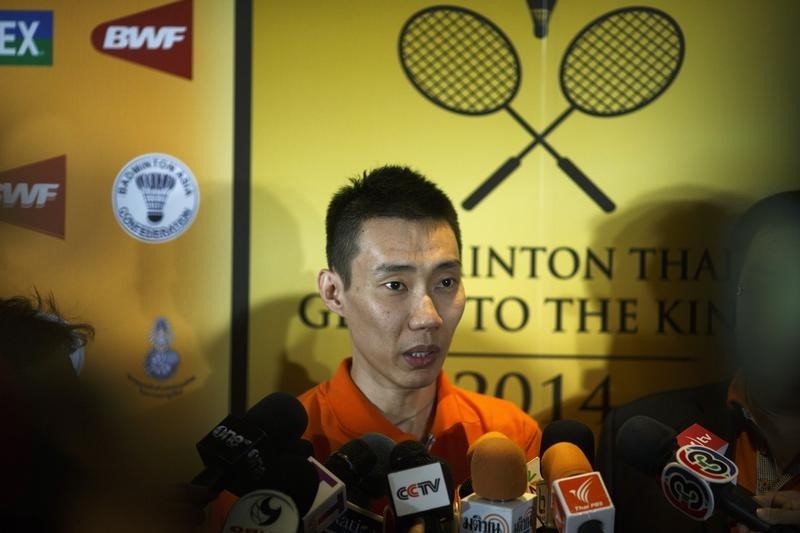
[563,10,682,115]
[401,10,519,114]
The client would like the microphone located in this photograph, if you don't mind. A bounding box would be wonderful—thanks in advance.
[192,391,309,496]
[536,420,597,532]
[325,433,397,533]
[386,440,455,533]
[541,442,614,533]
[460,434,535,533]
[222,454,321,533]
[527,0,557,39]
[223,489,302,533]
[615,415,795,533]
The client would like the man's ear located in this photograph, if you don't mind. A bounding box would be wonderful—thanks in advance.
[318,269,346,317]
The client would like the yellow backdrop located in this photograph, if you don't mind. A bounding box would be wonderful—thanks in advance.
[248,0,800,438]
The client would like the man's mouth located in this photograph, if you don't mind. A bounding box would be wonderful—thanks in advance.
[402,345,441,368]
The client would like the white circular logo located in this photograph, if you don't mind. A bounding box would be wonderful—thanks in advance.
[112,153,199,243]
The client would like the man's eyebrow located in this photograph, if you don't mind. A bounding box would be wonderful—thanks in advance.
[435,260,462,271]
[374,263,416,274]
[373,260,461,274]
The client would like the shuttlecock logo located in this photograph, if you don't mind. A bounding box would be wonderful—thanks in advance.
[112,153,199,243]
[136,172,176,222]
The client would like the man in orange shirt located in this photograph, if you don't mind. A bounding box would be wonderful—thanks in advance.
[303,166,540,478]
[209,166,540,530]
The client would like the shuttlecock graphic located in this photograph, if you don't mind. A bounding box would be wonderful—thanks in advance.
[528,0,557,38]
[135,172,176,223]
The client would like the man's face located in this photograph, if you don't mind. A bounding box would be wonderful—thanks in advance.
[736,224,800,402]
[337,217,465,390]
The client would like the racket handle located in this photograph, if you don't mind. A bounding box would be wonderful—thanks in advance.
[462,157,520,210]
[558,157,616,213]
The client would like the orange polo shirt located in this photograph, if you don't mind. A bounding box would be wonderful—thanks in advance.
[209,358,541,531]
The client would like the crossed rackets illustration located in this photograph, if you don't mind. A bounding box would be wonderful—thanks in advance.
[398,5,685,213]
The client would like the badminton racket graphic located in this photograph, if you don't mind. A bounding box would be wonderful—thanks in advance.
[398,5,684,212]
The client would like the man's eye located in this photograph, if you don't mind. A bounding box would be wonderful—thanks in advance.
[439,277,458,288]
[384,281,406,291]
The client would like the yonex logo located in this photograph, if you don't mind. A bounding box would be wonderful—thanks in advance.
[0,10,53,66]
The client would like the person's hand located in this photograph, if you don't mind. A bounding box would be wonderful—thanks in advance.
[737,490,800,532]
[756,491,800,526]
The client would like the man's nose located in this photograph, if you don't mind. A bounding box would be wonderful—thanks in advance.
[409,293,444,330]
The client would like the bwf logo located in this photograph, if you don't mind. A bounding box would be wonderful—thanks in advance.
[0,10,53,66]
[0,155,66,238]
[91,0,192,79]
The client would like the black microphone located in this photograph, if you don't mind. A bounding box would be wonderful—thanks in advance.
[386,440,455,533]
[325,433,396,533]
[537,420,597,532]
[616,415,797,533]
[191,391,309,496]
[222,454,321,533]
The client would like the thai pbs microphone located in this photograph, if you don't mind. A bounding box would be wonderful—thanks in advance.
[460,434,535,533]
[541,442,614,533]
[385,440,456,533]
[325,433,396,533]
[535,421,596,532]
[191,391,310,496]
[615,415,799,533]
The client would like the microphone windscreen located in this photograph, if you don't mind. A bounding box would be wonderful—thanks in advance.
[390,440,430,470]
[326,438,377,486]
[361,433,395,477]
[615,415,677,478]
[470,436,527,501]
[248,391,309,442]
[466,431,508,465]
[540,420,596,465]
[261,454,320,516]
[541,442,592,484]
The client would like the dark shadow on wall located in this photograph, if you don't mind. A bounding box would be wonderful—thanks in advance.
[530,188,746,437]
[247,185,331,401]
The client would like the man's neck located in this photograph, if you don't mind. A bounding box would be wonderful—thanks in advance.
[350,358,438,440]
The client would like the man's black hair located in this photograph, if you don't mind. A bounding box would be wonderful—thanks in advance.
[325,165,461,288]
[729,189,800,284]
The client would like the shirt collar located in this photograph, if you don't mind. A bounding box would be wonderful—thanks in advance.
[326,357,478,442]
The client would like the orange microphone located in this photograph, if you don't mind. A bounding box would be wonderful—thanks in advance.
[460,434,534,533]
[541,443,614,533]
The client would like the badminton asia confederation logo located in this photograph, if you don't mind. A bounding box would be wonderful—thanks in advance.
[112,153,199,243]
[91,0,192,79]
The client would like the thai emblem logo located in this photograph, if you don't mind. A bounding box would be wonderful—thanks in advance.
[126,316,195,398]
[568,477,593,505]
[145,317,179,379]
[112,153,199,243]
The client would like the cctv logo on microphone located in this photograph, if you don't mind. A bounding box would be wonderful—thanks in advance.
[91,0,192,78]
[387,462,450,516]
[396,478,441,500]
[556,472,611,513]
[0,155,66,238]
